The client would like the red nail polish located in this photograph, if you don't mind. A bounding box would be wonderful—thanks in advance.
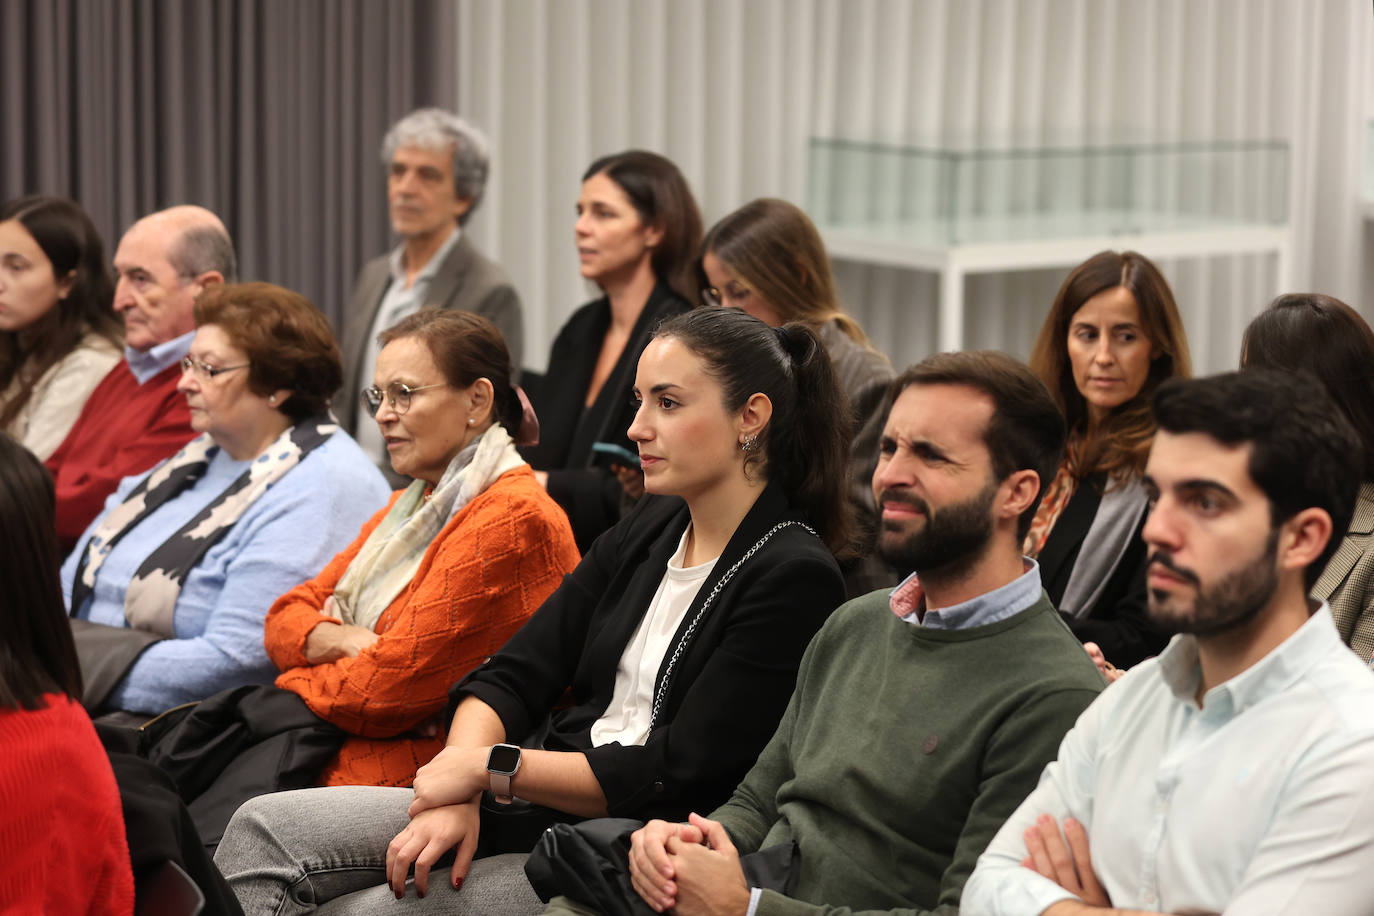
[455,876,465,892]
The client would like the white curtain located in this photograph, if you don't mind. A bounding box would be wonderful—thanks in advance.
[456,0,1371,375]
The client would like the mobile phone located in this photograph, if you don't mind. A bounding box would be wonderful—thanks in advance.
[591,441,641,470]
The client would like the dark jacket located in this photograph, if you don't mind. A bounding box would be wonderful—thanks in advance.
[1038,472,1168,667]
[521,282,689,550]
[451,482,844,823]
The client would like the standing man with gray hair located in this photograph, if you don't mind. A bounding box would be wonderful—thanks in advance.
[45,204,236,551]
[340,108,524,480]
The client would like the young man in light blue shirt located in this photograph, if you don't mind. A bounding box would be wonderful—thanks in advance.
[963,369,1374,916]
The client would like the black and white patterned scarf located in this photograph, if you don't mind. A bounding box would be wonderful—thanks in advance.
[70,415,336,635]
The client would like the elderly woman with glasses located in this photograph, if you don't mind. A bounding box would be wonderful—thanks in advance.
[260,307,580,789]
[61,282,392,715]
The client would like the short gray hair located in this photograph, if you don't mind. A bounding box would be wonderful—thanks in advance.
[170,224,238,284]
[381,108,491,223]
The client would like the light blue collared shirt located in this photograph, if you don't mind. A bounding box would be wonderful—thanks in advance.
[125,330,194,384]
[962,604,1374,916]
[889,559,1043,631]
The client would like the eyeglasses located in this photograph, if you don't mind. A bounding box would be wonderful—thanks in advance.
[700,283,754,309]
[362,381,446,416]
[180,356,250,380]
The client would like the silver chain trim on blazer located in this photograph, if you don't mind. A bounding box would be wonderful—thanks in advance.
[646,520,819,733]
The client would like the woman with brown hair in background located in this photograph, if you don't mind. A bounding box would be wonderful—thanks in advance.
[1027,250,1191,670]
[698,198,894,595]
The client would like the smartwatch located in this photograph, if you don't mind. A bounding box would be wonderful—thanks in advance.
[487,743,522,804]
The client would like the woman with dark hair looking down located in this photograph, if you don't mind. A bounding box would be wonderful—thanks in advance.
[217,306,851,915]
[0,434,133,913]
[1026,250,1191,670]
[1242,293,1374,660]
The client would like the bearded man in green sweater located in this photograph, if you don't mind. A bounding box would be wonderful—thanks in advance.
[590,350,1105,916]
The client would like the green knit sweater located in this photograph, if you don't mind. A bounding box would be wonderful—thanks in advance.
[711,590,1104,916]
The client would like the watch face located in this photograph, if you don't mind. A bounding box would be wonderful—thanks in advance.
[488,744,521,773]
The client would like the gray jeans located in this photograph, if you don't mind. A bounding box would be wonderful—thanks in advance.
[214,786,544,916]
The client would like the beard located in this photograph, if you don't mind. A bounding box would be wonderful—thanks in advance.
[876,478,997,580]
[1146,528,1280,637]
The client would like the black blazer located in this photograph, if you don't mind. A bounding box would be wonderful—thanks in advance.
[521,282,690,550]
[1038,472,1168,667]
[451,482,844,823]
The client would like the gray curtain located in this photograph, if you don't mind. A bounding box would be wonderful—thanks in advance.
[0,0,457,333]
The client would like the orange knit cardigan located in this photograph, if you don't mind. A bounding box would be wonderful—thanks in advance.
[264,465,579,787]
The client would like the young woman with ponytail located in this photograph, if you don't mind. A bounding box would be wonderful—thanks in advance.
[216,307,850,914]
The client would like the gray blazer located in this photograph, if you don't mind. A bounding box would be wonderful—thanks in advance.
[1316,480,1374,661]
[337,232,524,434]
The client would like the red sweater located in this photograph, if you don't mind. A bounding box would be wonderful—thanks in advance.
[0,694,134,914]
[44,359,194,552]
[266,466,580,787]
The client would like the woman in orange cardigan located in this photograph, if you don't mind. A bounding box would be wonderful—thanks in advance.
[264,309,579,787]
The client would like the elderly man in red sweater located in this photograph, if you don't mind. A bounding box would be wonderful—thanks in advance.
[45,205,236,552]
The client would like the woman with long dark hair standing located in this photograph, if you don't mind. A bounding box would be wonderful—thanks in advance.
[522,151,703,550]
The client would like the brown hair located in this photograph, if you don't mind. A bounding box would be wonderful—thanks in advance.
[1242,293,1374,480]
[379,308,523,432]
[699,198,871,346]
[1028,250,1191,481]
[892,351,1067,540]
[193,282,341,422]
[0,196,121,430]
[583,150,703,303]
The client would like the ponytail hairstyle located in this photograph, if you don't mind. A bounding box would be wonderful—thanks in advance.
[0,433,83,709]
[653,308,853,556]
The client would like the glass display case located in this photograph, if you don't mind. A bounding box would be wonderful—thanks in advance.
[806,135,1292,353]
[807,136,1289,246]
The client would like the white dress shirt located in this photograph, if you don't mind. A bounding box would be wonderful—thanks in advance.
[962,605,1374,916]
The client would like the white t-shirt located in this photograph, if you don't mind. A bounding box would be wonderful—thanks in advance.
[590,526,717,747]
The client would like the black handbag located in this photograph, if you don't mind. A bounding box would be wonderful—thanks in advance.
[524,817,799,914]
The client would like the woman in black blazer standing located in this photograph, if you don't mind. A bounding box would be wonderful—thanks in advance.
[523,151,702,550]
[1026,250,1192,670]
[217,307,852,914]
